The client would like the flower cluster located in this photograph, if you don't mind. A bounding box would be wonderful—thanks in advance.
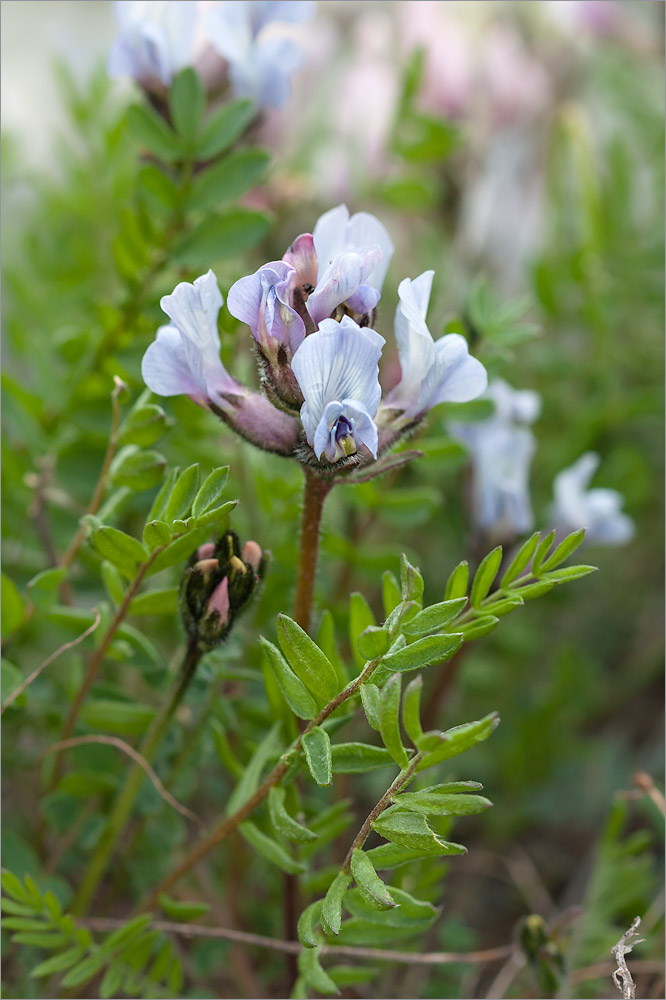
[142,204,488,479]
[180,531,265,650]
[108,0,314,108]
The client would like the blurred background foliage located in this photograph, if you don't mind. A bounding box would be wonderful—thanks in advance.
[1,2,664,998]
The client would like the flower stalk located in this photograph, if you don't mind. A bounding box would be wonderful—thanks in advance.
[292,468,332,634]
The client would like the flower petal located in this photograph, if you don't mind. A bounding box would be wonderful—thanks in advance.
[313,204,394,292]
[306,248,383,326]
[141,325,207,404]
[429,334,489,406]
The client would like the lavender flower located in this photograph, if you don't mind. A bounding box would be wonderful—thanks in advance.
[291,316,384,463]
[205,1,315,109]
[384,271,487,422]
[550,453,634,545]
[108,1,199,89]
[450,379,541,540]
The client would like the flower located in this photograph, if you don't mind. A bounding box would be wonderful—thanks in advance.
[450,379,541,539]
[205,0,315,109]
[384,271,488,421]
[291,316,385,463]
[141,270,239,410]
[141,271,302,456]
[550,453,634,545]
[108,0,200,89]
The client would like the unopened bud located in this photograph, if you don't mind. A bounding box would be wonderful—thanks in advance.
[242,540,263,573]
[196,543,216,560]
[206,577,230,626]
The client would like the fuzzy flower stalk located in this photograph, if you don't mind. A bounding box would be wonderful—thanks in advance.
[142,203,488,629]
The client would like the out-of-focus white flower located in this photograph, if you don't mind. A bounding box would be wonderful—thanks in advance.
[108,1,200,89]
[450,379,541,540]
[550,452,635,545]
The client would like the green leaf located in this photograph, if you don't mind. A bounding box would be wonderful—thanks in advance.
[277,615,339,704]
[297,899,322,948]
[401,675,425,746]
[12,931,68,948]
[483,593,524,617]
[357,625,390,661]
[118,403,168,448]
[99,964,124,1000]
[162,464,200,524]
[456,615,500,640]
[227,724,281,814]
[298,945,339,995]
[316,610,347,689]
[378,673,410,769]
[196,98,255,159]
[371,811,467,855]
[444,560,469,600]
[1,574,25,639]
[168,67,205,143]
[382,571,402,616]
[541,565,598,583]
[138,165,179,211]
[145,525,213,576]
[172,208,271,268]
[238,822,305,875]
[81,700,155,736]
[402,598,467,636]
[330,743,395,773]
[344,886,438,927]
[187,499,237,528]
[61,953,107,988]
[99,915,154,955]
[393,790,492,816]
[532,530,556,576]
[142,520,172,551]
[381,633,463,673]
[321,871,350,937]
[2,660,26,709]
[350,849,397,909]
[91,527,148,579]
[100,561,125,606]
[27,568,66,610]
[158,894,210,922]
[268,786,316,842]
[260,637,317,720]
[500,531,540,587]
[417,712,500,771]
[348,592,376,669]
[188,148,270,211]
[302,727,333,787]
[147,466,179,522]
[191,466,230,518]
[1,871,32,904]
[400,554,424,604]
[31,947,85,978]
[359,683,381,732]
[363,843,436,869]
[470,546,503,606]
[127,103,180,161]
[110,446,166,491]
[540,528,587,572]
[129,587,179,616]
[509,580,555,600]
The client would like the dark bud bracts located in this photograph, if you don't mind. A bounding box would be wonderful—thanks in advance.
[180,530,265,651]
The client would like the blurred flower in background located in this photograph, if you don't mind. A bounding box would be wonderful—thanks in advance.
[550,452,635,545]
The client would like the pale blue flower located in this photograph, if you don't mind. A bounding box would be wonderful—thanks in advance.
[386,271,487,419]
[205,1,315,109]
[142,270,239,409]
[450,379,541,538]
[108,1,198,87]
[227,260,306,356]
[550,453,634,545]
[291,316,385,462]
[312,204,395,297]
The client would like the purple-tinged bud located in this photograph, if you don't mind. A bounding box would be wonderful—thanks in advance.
[242,541,263,573]
[206,577,230,626]
[196,543,216,561]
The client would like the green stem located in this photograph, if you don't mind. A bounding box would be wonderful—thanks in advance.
[72,638,203,916]
[292,468,332,634]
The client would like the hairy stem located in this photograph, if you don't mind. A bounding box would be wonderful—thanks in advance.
[342,755,423,872]
[72,638,203,916]
[292,468,332,633]
[139,657,382,910]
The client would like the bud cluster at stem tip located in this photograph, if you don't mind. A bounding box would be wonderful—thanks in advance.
[180,530,265,651]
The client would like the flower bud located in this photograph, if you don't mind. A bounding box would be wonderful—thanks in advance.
[180,530,264,651]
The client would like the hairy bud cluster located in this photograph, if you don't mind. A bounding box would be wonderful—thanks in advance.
[180,531,265,651]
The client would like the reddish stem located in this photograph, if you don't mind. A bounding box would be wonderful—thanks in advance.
[292,468,332,633]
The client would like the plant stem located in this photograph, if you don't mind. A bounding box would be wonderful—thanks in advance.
[342,755,423,872]
[138,656,382,910]
[292,468,332,634]
[50,551,161,788]
[72,638,203,916]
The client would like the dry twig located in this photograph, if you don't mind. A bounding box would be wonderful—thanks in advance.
[611,916,644,999]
